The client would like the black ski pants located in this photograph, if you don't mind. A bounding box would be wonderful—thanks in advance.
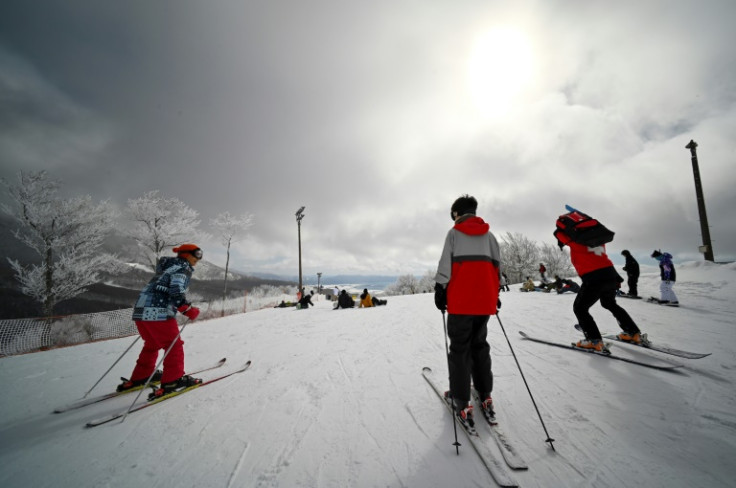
[574,280,640,341]
[627,273,639,297]
[447,314,493,410]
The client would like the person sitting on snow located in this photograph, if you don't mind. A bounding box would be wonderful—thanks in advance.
[359,289,374,308]
[334,290,355,309]
[557,278,580,294]
[522,277,536,292]
[297,291,314,309]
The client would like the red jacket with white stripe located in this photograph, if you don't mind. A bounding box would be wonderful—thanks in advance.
[555,231,622,284]
[435,215,501,315]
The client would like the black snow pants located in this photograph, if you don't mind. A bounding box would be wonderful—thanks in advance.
[627,273,639,297]
[574,280,640,341]
[447,314,493,410]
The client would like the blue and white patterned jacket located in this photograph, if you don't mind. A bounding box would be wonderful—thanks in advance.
[132,256,194,321]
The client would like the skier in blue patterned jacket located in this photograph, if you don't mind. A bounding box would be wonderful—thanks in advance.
[118,244,203,397]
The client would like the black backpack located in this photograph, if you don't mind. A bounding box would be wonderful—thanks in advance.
[554,206,614,247]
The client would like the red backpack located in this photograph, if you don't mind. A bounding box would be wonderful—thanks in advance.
[554,206,614,247]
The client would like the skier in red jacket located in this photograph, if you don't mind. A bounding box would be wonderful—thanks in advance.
[434,195,501,430]
[555,230,645,352]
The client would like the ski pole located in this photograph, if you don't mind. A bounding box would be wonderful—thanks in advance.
[82,335,141,398]
[120,319,190,423]
[442,311,462,455]
[496,313,556,451]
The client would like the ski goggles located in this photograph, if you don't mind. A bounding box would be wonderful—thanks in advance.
[185,248,203,260]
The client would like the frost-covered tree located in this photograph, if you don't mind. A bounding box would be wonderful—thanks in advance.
[418,269,436,293]
[385,273,421,296]
[210,211,254,313]
[539,242,574,279]
[2,170,121,317]
[126,190,201,270]
[499,232,539,284]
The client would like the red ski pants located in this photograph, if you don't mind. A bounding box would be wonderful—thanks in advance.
[129,318,185,384]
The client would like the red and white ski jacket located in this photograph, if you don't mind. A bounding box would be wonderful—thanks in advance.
[435,215,501,315]
[556,232,621,283]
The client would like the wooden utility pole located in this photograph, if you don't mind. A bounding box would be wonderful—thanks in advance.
[685,140,714,261]
[296,206,306,295]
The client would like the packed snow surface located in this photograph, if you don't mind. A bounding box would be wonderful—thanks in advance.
[1,261,735,487]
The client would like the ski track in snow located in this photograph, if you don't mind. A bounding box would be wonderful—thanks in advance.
[0,262,735,487]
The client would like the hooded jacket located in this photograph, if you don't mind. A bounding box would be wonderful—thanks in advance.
[655,252,676,282]
[556,232,622,284]
[132,256,194,321]
[435,215,501,315]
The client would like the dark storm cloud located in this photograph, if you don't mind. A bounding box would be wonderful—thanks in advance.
[1,0,735,277]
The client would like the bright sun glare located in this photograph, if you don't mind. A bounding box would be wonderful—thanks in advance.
[467,27,534,118]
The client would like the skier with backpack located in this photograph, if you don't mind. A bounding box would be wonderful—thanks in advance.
[554,206,647,352]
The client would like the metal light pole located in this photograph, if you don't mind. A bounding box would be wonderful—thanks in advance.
[296,206,305,295]
[685,140,715,262]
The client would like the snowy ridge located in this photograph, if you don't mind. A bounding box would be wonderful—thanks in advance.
[0,263,734,487]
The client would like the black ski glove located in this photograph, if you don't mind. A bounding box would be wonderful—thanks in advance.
[497,298,502,310]
[434,283,447,312]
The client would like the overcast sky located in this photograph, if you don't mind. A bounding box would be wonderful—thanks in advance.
[1,0,734,278]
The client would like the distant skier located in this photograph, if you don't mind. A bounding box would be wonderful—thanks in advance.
[651,250,679,306]
[554,209,646,351]
[621,250,640,297]
[500,272,511,292]
[539,263,548,283]
[434,194,500,430]
[119,244,203,398]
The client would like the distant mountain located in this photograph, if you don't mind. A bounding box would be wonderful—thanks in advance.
[0,217,297,319]
[0,215,401,319]
[242,271,402,287]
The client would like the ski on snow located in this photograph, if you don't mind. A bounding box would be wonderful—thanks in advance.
[53,358,227,414]
[85,360,251,428]
[518,331,682,371]
[601,335,710,359]
[570,323,710,360]
[422,367,518,488]
[470,390,528,470]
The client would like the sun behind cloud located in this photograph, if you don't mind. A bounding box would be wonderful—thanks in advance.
[466,27,535,119]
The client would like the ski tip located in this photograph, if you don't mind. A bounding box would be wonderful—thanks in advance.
[518,331,528,338]
[422,366,432,373]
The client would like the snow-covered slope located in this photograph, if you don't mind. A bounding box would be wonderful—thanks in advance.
[1,262,734,487]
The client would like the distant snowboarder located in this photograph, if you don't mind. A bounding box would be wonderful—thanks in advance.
[651,250,679,306]
[621,250,640,297]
